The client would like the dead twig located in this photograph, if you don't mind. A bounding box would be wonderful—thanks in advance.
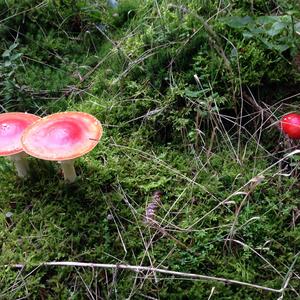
[277,252,300,300]
[5,261,284,294]
[242,92,281,131]
[226,175,265,243]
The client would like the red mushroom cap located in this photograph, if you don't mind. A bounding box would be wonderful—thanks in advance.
[0,112,40,156]
[280,113,300,139]
[21,112,103,161]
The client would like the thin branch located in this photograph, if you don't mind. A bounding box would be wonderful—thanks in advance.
[242,92,281,131]
[5,261,283,294]
[0,1,47,24]
[278,252,300,299]
[187,149,300,230]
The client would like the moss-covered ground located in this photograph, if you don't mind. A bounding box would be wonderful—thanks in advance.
[0,1,299,299]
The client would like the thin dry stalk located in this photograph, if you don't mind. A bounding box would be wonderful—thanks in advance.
[115,182,159,297]
[75,268,95,300]
[111,142,219,202]
[168,4,232,73]
[1,265,40,296]
[0,1,47,24]
[224,239,299,296]
[208,287,216,300]
[187,149,300,230]
[277,252,300,300]
[226,175,265,242]
[242,92,280,131]
[5,261,284,294]
[142,186,202,253]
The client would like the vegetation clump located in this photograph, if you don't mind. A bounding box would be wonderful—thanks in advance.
[0,0,299,299]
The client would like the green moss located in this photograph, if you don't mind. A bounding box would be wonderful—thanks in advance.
[0,0,299,298]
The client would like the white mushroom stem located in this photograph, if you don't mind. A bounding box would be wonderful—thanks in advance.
[58,159,77,183]
[9,152,29,178]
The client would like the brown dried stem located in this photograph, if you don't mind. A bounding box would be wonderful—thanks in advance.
[6,261,284,294]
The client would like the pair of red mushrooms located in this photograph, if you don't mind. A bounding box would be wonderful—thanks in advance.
[0,111,299,182]
[0,112,102,182]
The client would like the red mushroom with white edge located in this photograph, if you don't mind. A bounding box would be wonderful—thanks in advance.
[0,112,40,177]
[21,112,103,183]
[280,113,300,139]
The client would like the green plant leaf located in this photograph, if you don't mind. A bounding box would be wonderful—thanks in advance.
[4,61,12,67]
[223,16,254,28]
[242,31,254,38]
[2,50,10,58]
[184,89,208,98]
[260,39,289,52]
[266,22,286,37]
[256,16,280,25]
[8,43,19,51]
[10,53,23,61]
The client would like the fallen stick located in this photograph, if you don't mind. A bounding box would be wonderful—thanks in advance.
[5,261,283,294]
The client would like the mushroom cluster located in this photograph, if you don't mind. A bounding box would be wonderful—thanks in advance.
[0,111,102,182]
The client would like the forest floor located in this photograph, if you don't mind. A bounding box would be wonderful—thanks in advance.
[0,1,299,299]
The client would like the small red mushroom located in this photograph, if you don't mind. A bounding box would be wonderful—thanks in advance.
[280,113,300,139]
[21,112,103,182]
[0,112,40,177]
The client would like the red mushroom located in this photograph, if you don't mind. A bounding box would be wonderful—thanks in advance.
[280,113,300,139]
[21,112,103,182]
[0,112,40,177]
